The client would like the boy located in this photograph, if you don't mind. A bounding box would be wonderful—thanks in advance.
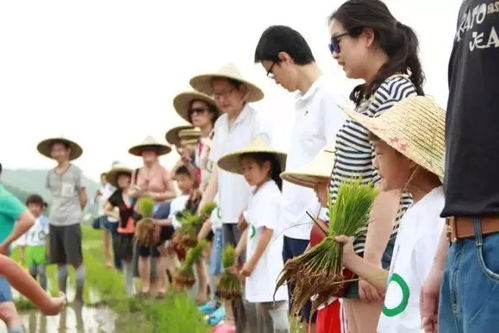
[0,163,65,332]
[335,96,445,332]
[254,25,345,328]
[37,137,87,302]
[16,194,50,290]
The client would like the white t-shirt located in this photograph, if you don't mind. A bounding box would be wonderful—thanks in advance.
[377,187,445,333]
[168,195,189,230]
[245,180,288,303]
[280,76,345,239]
[16,216,50,247]
[209,104,269,224]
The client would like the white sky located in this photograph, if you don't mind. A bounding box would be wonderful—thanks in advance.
[0,0,461,181]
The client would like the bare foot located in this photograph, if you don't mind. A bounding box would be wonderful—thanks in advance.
[41,292,66,316]
[105,262,113,269]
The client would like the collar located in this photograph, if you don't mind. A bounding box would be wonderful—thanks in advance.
[296,75,324,102]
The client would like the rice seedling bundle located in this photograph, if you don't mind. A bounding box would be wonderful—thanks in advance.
[173,202,217,249]
[134,196,156,246]
[216,245,242,300]
[275,178,378,316]
[174,240,208,289]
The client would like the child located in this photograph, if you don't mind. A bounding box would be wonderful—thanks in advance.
[104,164,136,296]
[335,96,445,332]
[217,138,289,333]
[17,195,50,290]
[281,143,345,333]
[37,137,87,302]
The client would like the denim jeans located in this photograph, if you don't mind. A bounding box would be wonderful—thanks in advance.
[439,217,499,333]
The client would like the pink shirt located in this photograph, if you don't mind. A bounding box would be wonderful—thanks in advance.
[134,164,171,202]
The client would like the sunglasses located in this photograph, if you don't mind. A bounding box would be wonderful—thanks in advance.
[189,107,209,115]
[328,31,350,54]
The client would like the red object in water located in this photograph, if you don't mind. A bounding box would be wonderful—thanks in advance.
[310,220,328,246]
[317,300,342,333]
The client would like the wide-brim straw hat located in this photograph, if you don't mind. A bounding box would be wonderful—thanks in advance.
[281,143,336,188]
[343,96,446,178]
[173,91,220,123]
[107,163,132,188]
[37,137,83,161]
[217,137,287,175]
[189,63,264,103]
[178,128,202,145]
[128,136,171,156]
[166,125,194,147]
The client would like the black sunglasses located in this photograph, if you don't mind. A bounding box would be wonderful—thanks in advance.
[329,31,350,54]
[189,107,209,115]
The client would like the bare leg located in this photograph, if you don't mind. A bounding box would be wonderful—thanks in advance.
[138,256,151,294]
[343,298,381,333]
[154,251,167,296]
[195,258,208,304]
[0,302,23,331]
[103,229,112,269]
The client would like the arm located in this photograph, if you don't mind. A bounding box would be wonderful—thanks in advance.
[198,219,213,241]
[0,254,65,315]
[0,210,35,254]
[153,217,173,227]
[235,229,248,259]
[103,202,120,220]
[240,227,273,277]
[197,165,219,213]
[79,188,88,210]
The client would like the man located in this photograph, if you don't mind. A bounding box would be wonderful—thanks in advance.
[37,137,88,302]
[254,25,345,329]
[421,2,499,332]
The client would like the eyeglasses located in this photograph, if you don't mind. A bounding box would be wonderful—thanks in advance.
[266,61,276,79]
[189,107,209,116]
[329,31,350,54]
[213,88,235,100]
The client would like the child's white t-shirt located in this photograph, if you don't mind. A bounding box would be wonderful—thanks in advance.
[168,195,189,230]
[245,180,288,303]
[377,187,445,333]
[16,216,50,247]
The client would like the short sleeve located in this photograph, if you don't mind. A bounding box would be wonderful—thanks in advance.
[45,172,51,190]
[73,166,83,191]
[153,202,171,219]
[0,191,26,222]
[368,76,417,118]
[108,190,121,208]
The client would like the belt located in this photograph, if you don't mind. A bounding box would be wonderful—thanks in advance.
[446,216,499,242]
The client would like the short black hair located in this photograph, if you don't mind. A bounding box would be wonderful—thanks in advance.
[254,25,315,65]
[26,194,45,206]
[175,166,193,178]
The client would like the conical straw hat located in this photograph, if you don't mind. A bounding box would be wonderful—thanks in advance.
[37,137,83,161]
[217,137,286,175]
[281,143,335,188]
[343,96,445,178]
[173,91,220,123]
[106,163,132,188]
[190,63,264,103]
[178,128,202,145]
[166,125,194,147]
[128,136,171,156]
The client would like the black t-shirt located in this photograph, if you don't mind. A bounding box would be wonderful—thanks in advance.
[442,0,499,217]
[108,189,136,232]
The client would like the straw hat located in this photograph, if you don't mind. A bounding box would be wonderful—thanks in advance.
[107,163,132,188]
[343,96,446,178]
[173,91,220,123]
[37,137,83,161]
[281,143,335,188]
[128,136,171,156]
[166,125,194,147]
[217,137,287,175]
[178,128,202,145]
[189,63,264,103]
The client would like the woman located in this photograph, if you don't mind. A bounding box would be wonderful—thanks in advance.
[327,0,424,331]
[128,136,176,297]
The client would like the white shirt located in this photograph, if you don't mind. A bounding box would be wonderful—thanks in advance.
[378,187,445,333]
[169,195,189,230]
[98,183,117,221]
[16,216,49,247]
[245,180,288,303]
[280,76,345,239]
[209,104,269,224]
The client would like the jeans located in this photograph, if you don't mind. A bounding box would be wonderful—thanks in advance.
[439,217,499,333]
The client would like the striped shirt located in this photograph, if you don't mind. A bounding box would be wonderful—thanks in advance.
[328,75,416,253]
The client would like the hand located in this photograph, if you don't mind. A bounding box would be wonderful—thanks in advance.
[358,279,383,302]
[421,267,443,332]
[0,243,9,255]
[240,261,255,278]
[238,213,248,231]
[41,292,66,315]
[334,235,356,265]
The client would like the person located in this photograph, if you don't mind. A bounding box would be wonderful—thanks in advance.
[128,136,176,297]
[37,137,88,302]
[104,164,136,296]
[281,143,345,333]
[173,91,220,192]
[0,163,65,332]
[421,3,499,333]
[327,0,425,330]
[16,194,50,290]
[94,172,119,270]
[191,63,266,332]
[254,25,345,329]
[166,125,194,154]
[218,138,289,333]
[334,96,445,332]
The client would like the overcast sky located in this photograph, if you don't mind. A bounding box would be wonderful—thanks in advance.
[0,0,461,181]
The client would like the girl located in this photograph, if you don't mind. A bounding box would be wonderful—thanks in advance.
[217,138,289,333]
[128,136,176,297]
[104,164,136,296]
[327,0,424,331]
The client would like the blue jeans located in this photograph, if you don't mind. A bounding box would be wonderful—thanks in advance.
[439,218,499,333]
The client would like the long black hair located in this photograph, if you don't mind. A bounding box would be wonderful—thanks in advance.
[330,0,425,106]
[240,152,283,191]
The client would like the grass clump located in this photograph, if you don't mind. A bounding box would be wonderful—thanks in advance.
[134,196,156,246]
[173,202,217,249]
[174,240,208,290]
[216,245,241,300]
